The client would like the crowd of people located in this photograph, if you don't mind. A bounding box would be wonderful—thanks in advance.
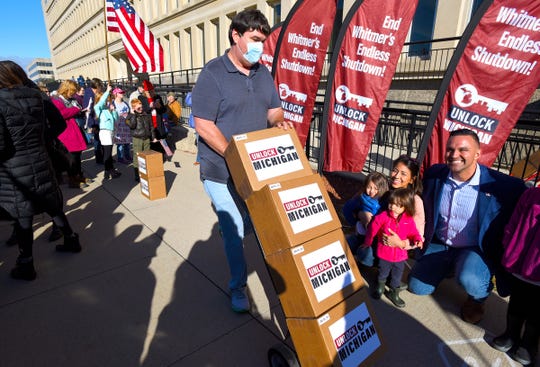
[0,60,186,280]
[49,75,182,182]
[1,8,539,366]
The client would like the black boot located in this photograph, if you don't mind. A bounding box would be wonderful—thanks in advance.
[134,168,140,182]
[110,168,121,179]
[491,314,524,353]
[10,256,36,281]
[385,287,406,308]
[386,278,407,290]
[104,169,121,179]
[47,222,63,242]
[78,174,94,184]
[56,233,81,253]
[371,280,385,300]
[511,322,539,366]
[511,346,533,366]
[68,175,88,189]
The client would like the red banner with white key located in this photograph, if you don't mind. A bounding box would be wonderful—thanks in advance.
[272,0,337,147]
[322,0,418,172]
[421,0,540,169]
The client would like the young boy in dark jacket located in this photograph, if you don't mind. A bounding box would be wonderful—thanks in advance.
[125,98,156,182]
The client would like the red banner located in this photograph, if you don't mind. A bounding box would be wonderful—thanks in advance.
[322,0,418,172]
[422,0,540,169]
[261,24,282,73]
[272,0,337,146]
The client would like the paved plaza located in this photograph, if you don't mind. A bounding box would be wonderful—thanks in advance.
[0,128,537,367]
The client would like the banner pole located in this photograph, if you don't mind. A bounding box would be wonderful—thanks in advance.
[317,0,365,174]
[318,0,345,174]
[104,0,111,83]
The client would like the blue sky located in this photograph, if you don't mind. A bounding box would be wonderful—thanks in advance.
[0,0,51,69]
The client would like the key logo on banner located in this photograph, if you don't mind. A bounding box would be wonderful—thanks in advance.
[420,0,540,169]
[321,0,419,172]
[272,0,338,146]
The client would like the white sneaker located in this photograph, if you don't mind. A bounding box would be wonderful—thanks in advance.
[231,287,250,313]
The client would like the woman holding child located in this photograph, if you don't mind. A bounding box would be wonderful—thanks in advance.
[384,155,425,240]
[349,155,425,269]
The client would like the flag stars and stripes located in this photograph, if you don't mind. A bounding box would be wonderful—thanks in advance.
[105,0,164,73]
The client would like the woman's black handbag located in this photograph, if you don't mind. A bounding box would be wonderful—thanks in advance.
[48,138,74,173]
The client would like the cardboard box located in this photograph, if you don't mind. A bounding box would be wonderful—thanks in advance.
[140,175,166,200]
[137,150,164,178]
[287,289,384,367]
[246,174,341,256]
[224,127,313,200]
[266,229,365,318]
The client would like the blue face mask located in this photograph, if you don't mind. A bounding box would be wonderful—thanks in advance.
[243,41,264,64]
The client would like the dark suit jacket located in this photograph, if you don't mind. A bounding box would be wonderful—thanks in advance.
[421,164,526,294]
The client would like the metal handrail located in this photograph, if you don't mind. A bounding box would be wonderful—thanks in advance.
[108,38,463,87]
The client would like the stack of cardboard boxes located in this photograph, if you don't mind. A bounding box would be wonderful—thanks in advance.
[137,150,167,201]
[225,128,384,366]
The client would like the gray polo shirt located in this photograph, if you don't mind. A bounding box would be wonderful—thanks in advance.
[192,51,281,183]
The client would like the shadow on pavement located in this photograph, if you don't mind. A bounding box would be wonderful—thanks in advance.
[140,223,284,366]
[0,148,161,366]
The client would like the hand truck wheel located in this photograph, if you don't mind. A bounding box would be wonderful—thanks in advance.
[268,343,300,367]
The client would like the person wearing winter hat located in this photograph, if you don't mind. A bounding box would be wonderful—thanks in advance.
[112,87,133,165]
[142,80,167,158]
[143,79,154,92]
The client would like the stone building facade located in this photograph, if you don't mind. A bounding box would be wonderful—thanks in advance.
[41,0,482,85]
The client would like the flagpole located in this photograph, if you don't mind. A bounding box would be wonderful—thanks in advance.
[104,0,111,83]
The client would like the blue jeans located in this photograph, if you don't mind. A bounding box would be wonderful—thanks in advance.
[347,233,375,267]
[408,243,493,301]
[117,144,131,160]
[203,179,252,291]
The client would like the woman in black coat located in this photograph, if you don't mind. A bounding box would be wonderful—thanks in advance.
[0,60,81,280]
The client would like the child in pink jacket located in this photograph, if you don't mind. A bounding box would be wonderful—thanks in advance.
[362,188,423,308]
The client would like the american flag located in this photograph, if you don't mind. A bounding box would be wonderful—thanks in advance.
[106,0,164,73]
